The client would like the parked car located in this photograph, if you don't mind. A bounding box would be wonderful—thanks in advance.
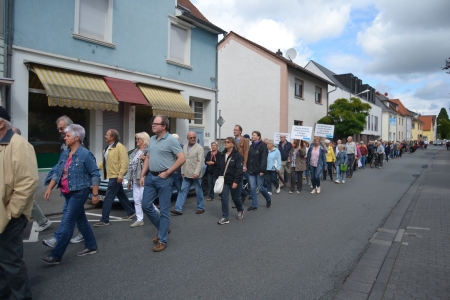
[94,149,208,207]
[435,139,443,146]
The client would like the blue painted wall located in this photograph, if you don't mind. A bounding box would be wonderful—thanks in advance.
[14,0,217,89]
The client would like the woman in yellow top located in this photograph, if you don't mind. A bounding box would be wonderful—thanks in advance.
[323,139,336,181]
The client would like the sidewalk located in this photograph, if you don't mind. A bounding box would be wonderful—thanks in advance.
[336,148,450,299]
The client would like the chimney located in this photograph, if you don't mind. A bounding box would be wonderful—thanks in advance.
[276,49,283,56]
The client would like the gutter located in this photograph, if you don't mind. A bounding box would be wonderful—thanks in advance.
[5,0,13,113]
[327,85,337,115]
[176,6,227,35]
[214,44,218,143]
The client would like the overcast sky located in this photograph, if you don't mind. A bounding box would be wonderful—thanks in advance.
[193,0,450,116]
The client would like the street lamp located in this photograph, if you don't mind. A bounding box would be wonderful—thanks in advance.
[356,89,371,99]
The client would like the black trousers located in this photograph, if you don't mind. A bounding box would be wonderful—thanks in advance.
[323,162,334,180]
[0,215,32,300]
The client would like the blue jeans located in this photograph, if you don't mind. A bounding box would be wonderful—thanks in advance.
[142,173,173,245]
[174,177,204,212]
[100,178,135,223]
[264,170,279,193]
[248,173,271,208]
[51,188,97,260]
[336,164,347,181]
[360,155,367,168]
[206,173,216,199]
[172,170,182,193]
[221,183,243,219]
[309,166,321,189]
[53,200,81,241]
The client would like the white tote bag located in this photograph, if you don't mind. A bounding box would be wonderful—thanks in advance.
[214,156,231,194]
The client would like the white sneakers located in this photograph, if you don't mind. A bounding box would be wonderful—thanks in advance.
[342,180,346,184]
[130,221,144,228]
[316,187,321,194]
[335,180,340,184]
[311,189,316,194]
[276,187,281,194]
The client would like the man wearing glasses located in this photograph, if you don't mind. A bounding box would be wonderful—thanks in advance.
[140,115,185,252]
[171,131,205,216]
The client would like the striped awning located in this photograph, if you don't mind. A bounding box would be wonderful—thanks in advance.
[137,84,194,119]
[31,64,119,112]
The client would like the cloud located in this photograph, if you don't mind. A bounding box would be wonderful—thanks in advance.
[357,0,450,77]
[414,80,450,100]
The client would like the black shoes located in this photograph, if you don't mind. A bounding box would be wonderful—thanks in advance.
[247,206,257,211]
[266,200,271,208]
[40,256,61,265]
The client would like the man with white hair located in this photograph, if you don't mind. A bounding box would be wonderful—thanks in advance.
[345,136,356,178]
[0,106,39,299]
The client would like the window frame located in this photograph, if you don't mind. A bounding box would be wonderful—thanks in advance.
[294,120,303,126]
[189,100,204,126]
[294,78,304,99]
[73,0,115,48]
[167,15,194,69]
[315,86,322,104]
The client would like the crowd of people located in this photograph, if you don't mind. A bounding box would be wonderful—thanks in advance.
[0,106,434,298]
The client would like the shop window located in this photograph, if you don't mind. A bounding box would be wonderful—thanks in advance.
[73,0,114,47]
[189,100,203,125]
[295,79,303,98]
[315,86,322,104]
[167,17,193,68]
[28,92,89,168]
[294,120,303,126]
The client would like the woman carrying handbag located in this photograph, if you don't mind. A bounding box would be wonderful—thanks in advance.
[214,137,245,225]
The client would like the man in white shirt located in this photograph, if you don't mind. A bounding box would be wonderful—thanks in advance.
[345,136,356,178]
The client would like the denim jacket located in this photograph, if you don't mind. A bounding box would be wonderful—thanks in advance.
[51,146,100,191]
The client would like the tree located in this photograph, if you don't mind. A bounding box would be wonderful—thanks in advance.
[438,118,450,140]
[443,57,450,74]
[437,108,450,138]
[317,97,371,139]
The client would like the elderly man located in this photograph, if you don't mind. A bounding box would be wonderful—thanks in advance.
[345,136,357,178]
[278,134,292,187]
[141,115,185,252]
[95,129,135,226]
[0,107,39,299]
[171,131,205,215]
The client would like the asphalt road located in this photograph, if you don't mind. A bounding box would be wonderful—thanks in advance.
[23,147,440,300]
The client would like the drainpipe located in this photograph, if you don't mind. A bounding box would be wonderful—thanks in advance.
[327,85,337,115]
[5,0,13,114]
[214,43,218,143]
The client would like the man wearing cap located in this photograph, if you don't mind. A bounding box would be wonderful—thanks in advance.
[0,107,39,299]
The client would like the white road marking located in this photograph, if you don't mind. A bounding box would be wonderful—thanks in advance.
[85,212,122,220]
[23,222,40,243]
[406,226,430,230]
[394,229,405,242]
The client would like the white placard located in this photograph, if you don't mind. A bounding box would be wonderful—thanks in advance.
[274,133,290,145]
[291,125,313,141]
[314,124,335,138]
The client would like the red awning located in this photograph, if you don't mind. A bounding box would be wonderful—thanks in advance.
[104,77,149,105]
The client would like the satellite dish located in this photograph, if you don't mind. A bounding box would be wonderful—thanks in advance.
[285,48,297,61]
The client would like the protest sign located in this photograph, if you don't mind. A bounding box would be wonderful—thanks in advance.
[291,126,313,141]
[314,124,335,138]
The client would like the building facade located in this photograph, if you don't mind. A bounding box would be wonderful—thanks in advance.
[305,61,382,143]
[418,115,437,143]
[10,0,224,169]
[217,32,332,141]
[375,92,399,142]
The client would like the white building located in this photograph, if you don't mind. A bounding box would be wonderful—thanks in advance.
[305,61,382,142]
[218,32,334,141]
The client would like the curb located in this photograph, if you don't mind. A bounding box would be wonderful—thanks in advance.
[335,150,438,300]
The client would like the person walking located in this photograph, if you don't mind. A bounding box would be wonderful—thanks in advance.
[385,141,391,163]
[41,124,99,265]
[205,142,220,201]
[323,139,336,181]
[0,107,39,299]
[278,134,292,187]
[127,132,152,228]
[304,141,311,187]
[247,131,271,211]
[287,139,307,193]
[140,115,185,252]
[307,137,327,194]
[265,140,282,195]
[95,129,135,227]
[335,144,348,184]
[12,127,52,232]
[234,125,249,203]
[171,131,205,215]
[345,136,356,178]
[446,140,450,151]
[216,137,245,224]
[376,141,384,169]
[359,141,368,169]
